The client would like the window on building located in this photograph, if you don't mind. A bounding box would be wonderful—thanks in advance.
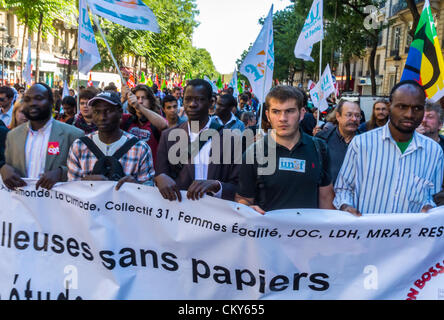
[392,26,401,55]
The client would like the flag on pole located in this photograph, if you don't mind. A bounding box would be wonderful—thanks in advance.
[23,37,32,87]
[308,80,316,90]
[62,80,70,98]
[294,0,323,62]
[239,5,274,104]
[155,74,159,87]
[88,72,93,87]
[147,77,153,87]
[401,0,444,102]
[204,76,218,93]
[140,71,147,84]
[160,79,166,90]
[86,0,159,32]
[229,68,239,98]
[127,73,136,88]
[309,64,335,111]
[78,0,101,75]
[216,75,223,90]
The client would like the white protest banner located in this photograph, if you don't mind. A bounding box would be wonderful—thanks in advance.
[0,180,443,300]
[87,0,159,32]
[239,5,274,105]
[294,0,323,62]
[78,0,101,75]
[310,64,335,111]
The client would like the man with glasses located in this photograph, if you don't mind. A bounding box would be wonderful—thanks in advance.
[316,100,361,184]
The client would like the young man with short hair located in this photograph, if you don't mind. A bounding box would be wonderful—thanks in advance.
[162,95,187,128]
[73,89,98,134]
[154,79,240,201]
[236,85,334,214]
[212,94,245,131]
[67,91,155,190]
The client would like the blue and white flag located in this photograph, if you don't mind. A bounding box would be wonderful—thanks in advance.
[229,68,239,98]
[23,37,32,87]
[204,76,218,93]
[310,64,335,111]
[78,0,101,75]
[62,80,70,98]
[294,0,323,62]
[87,0,159,32]
[239,5,274,104]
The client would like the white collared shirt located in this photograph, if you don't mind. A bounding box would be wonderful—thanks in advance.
[25,119,54,179]
[187,118,222,198]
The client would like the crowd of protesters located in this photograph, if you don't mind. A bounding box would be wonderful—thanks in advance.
[0,78,443,215]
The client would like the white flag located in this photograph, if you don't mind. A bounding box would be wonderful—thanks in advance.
[23,37,32,87]
[309,64,335,111]
[62,80,70,98]
[240,5,274,104]
[87,0,159,32]
[294,0,323,62]
[229,68,239,98]
[204,76,218,93]
[78,0,101,75]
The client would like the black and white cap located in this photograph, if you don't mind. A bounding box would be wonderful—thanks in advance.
[88,91,122,108]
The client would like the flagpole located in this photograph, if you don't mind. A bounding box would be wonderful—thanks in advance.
[317,39,323,126]
[93,15,125,85]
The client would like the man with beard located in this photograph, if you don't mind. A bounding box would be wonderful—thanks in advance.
[316,100,361,184]
[0,83,84,190]
[120,84,168,165]
[416,102,444,152]
[334,81,444,215]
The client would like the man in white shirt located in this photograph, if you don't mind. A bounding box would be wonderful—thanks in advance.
[0,83,84,190]
[154,79,240,201]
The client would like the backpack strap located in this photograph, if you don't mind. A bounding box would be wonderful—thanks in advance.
[112,137,139,160]
[79,136,105,160]
[312,136,330,184]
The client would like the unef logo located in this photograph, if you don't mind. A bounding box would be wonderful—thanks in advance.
[48,142,60,156]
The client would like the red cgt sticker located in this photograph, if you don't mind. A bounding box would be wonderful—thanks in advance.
[48,142,60,155]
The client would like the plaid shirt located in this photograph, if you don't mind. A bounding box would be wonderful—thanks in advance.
[67,131,155,185]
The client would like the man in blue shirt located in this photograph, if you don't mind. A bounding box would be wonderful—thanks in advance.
[212,94,245,131]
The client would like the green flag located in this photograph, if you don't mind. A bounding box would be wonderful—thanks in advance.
[161,79,166,90]
[140,71,147,84]
[216,75,223,90]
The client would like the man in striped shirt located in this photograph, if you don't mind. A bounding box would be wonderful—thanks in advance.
[67,91,155,190]
[334,80,444,215]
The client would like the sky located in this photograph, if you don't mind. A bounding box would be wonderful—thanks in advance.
[192,0,293,75]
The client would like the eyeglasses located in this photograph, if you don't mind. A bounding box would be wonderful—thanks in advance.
[343,113,362,120]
